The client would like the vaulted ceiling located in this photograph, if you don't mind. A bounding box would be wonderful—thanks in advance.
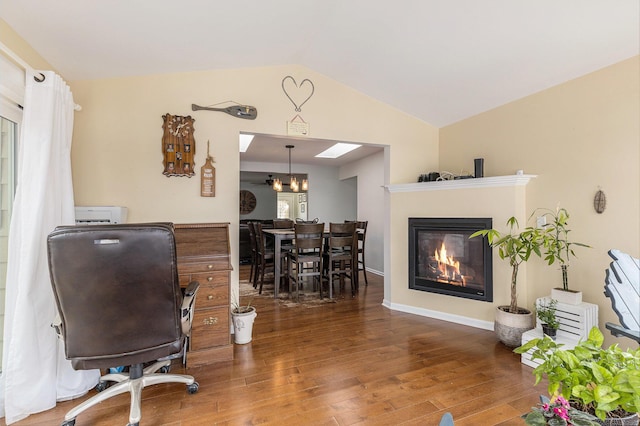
[2,0,638,127]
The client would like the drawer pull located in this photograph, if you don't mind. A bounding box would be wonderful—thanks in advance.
[207,276,213,282]
[207,264,213,270]
[203,316,218,326]
[207,295,214,300]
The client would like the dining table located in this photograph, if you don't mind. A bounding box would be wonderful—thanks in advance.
[262,227,359,299]
[261,228,297,298]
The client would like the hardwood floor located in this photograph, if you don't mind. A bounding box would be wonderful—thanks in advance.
[10,267,543,426]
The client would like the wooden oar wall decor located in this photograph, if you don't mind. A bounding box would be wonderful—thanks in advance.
[191,102,257,120]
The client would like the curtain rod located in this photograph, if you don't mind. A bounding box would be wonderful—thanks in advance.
[0,41,82,111]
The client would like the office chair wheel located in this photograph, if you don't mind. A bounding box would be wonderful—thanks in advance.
[187,382,199,394]
[95,380,110,392]
[127,423,139,426]
[61,419,76,426]
[159,365,170,374]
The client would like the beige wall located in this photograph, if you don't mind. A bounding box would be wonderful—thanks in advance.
[439,57,640,346]
[68,65,439,298]
[0,20,54,71]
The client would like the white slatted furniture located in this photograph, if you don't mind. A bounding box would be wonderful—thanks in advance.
[604,249,640,343]
[520,297,598,368]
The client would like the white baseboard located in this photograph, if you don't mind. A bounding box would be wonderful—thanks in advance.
[383,300,494,332]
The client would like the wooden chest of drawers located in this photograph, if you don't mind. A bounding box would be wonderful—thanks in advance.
[174,223,233,366]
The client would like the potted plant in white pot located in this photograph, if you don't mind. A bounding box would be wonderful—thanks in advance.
[231,297,256,344]
[536,206,590,305]
[515,327,640,425]
[535,298,560,340]
[471,216,546,347]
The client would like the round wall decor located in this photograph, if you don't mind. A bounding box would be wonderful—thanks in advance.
[239,190,256,214]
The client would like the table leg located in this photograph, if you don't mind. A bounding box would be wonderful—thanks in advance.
[273,235,281,299]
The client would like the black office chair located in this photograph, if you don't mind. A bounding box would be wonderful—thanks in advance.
[47,223,199,426]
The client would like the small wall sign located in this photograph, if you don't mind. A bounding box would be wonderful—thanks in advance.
[287,114,309,136]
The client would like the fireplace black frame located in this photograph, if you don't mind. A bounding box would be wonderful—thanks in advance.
[408,217,493,302]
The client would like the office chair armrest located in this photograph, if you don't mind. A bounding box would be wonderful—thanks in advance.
[184,280,199,298]
[181,281,200,335]
[51,312,63,339]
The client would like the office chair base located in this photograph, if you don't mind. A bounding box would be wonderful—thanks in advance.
[62,362,197,426]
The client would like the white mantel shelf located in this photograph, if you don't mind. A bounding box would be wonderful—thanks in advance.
[385,174,537,193]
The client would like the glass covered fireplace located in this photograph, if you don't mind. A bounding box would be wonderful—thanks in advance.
[409,217,493,302]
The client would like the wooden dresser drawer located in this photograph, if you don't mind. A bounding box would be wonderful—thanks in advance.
[179,270,229,288]
[194,283,228,309]
[191,306,230,351]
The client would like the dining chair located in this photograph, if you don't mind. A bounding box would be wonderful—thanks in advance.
[273,218,294,229]
[355,220,369,286]
[324,222,358,298]
[287,222,324,301]
[273,218,295,251]
[295,218,319,224]
[247,221,259,288]
[254,222,276,294]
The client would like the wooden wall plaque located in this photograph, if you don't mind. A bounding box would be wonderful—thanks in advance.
[162,113,196,177]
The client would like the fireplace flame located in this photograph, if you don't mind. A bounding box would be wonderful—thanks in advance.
[434,243,465,285]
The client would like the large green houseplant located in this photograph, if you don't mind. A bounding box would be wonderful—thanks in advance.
[535,207,590,301]
[471,216,547,346]
[515,327,640,423]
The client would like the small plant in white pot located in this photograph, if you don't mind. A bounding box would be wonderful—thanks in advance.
[535,298,559,340]
[536,206,590,305]
[471,216,547,347]
[231,297,256,344]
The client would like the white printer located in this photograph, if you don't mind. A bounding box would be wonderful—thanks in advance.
[74,206,128,225]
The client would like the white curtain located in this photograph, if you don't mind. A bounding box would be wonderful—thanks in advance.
[0,71,99,424]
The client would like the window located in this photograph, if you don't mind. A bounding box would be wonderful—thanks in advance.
[0,52,24,372]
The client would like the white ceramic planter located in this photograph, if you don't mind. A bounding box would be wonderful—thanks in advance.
[551,288,582,305]
[232,307,257,344]
[494,306,534,348]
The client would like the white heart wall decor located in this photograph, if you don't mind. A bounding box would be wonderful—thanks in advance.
[281,76,315,112]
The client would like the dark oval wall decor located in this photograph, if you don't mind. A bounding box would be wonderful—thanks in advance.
[594,190,606,214]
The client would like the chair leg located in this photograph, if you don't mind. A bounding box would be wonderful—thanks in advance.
[360,254,369,286]
[63,365,196,426]
[258,260,265,294]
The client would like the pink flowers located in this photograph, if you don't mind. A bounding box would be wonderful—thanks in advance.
[522,393,600,426]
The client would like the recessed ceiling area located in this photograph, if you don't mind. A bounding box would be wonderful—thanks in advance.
[2,1,638,127]
[240,134,384,167]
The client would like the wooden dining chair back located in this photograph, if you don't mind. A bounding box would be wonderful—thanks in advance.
[272,218,295,253]
[253,222,275,295]
[295,218,319,224]
[273,219,294,229]
[247,222,259,287]
[325,222,358,298]
[355,220,369,286]
[288,222,324,301]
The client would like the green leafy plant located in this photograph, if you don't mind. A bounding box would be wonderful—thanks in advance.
[470,216,546,314]
[231,296,254,314]
[534,206,590,291]
[536,298,560,330]
[515,327,640,421]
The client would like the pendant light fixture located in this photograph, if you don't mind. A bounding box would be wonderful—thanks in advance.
[272,145,307,193]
